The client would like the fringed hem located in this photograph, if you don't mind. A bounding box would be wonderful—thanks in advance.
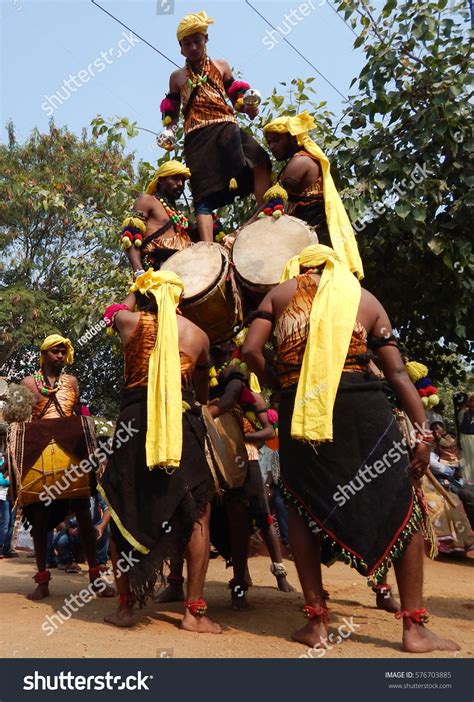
[280,483,424,584]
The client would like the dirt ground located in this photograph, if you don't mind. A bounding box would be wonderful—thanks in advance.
[0,551,472,660]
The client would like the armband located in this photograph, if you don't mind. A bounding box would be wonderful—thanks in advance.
[160,93,180,126]
[226,80,251,111]
[120,216,147,250]
[103,303,130,336]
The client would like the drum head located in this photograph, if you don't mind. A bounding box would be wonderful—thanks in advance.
[232,215,317,288]
[161,242,225,300]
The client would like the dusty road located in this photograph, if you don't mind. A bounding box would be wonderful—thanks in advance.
[0,552,472,659]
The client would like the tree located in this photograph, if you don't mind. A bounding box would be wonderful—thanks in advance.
[0,121,136,416]
[331,0,473,382]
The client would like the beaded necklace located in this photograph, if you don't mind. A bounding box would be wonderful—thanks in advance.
[156,196,189,234]
[186,55,210,89]
[34,369,63,397]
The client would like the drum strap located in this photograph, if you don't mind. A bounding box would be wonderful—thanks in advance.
[37,394,66,420]
[141,219,174,249]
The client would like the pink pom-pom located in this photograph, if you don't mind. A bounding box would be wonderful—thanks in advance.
[226,80,251,98]
[267,409,278,424]
[160,97,175,114]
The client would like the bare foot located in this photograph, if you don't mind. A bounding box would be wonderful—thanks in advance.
[402,622,460,653]
[292,618,329,648]
[181,610,222,634]
[276,575,295,593]
[91,580,116,598]
[104,607,135,628]
[27,584,50,601]
[155,583,185,604]
[231,590,252,611]
[376,591,400,613]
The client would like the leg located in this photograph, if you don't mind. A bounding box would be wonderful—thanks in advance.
[103,536,136,628]
[181,505,221,633]
[1,501,18,557]
[196,213,214,242]
[288,504,328,647]
[155,556,185,603]
[47,529,58,567]
[74,502,114,597]
[27,504,50,600]
[259,519,294,592]
[273,485,290,546]
[373,572,400,613]
[393,531,460,652]
[226,492,252,610]
[0,500,10,553]
[252,162,272,205]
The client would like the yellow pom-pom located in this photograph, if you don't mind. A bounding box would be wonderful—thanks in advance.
[209,366,217,378]
[134,239,142,248]
[273,209,282,219]
[163,116,172,126]
[229,177,238,190]
[235,98,244,110]
[263,184,288,202]
[428,394,440,408]
[421,396,429,408]
[406,361,429,383]
[106,326,115,337]
[120,236,132,250]
[210,378,218,388]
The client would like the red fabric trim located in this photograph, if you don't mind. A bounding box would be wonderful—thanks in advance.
[184,599,207,617]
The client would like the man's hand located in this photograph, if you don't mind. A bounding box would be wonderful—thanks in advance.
[410,442,430,481]
[242,104,258,120]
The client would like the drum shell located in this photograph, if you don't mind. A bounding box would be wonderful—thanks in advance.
[202,408,248,490]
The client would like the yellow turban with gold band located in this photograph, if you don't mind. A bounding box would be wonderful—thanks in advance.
[145,160,191,196]
[176,10,214,41]
[40,335,74,366]
[264,111,364,280]
[280,244,361,444]
[128,269,184,472]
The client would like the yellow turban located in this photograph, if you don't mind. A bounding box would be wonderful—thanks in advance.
[264,111,364,280]
[40,335,74,366]
[145,160,191,196]
[129,269,184,471]
[280,244,361,444]
[176,10,214,41]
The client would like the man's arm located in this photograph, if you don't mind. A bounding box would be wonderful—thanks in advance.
[242,292,277,388]
[280,154,320,194]
[124,194,154,273]
[192,332,211,406]
[244,394,275,444]
[162,71,182,130]
[207,378,243,418]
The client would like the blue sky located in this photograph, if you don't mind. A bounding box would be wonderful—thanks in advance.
[0,0,367,162]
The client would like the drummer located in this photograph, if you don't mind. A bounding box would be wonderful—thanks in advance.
[120,160,194,276]
[263,111,364,279]
[16,335,114,601]
[161,10,272,242]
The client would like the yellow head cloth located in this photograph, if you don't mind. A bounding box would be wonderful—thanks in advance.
[264,111,364,280]
[145,160,191,196]
[177,10,214,41]
[280,244,361,443]
[40,334,74,367]
[129,269,184,471]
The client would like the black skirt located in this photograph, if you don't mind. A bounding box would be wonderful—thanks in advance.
[185,121,271,208]
[279,372,422,582]
[99,387,212,597]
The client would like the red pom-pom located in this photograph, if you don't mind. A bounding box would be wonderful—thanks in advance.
[263,207,272,215]
[226,80,251,98]
[273,204,284,212]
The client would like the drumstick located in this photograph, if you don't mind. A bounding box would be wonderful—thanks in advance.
[424,467,457,508]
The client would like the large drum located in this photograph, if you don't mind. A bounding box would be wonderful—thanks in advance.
[232,214,318,301]
[161,242,243,344]
[202,408,248,490]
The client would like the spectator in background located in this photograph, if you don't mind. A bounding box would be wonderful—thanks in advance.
[455,394,474,484]
[53,517,82,573]
[0,454,18,559]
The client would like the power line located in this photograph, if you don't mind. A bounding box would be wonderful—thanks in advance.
[90,0,180,68]
[244,0,347,101]
[327,1,358,36]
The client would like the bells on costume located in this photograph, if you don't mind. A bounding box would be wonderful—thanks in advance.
[243,88,261,107]
[156,128,177,151]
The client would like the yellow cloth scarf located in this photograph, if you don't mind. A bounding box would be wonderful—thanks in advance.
[40,334,74,366]
[129,269,184,471]
[264,111,364,280]
[280,244,361,443]
[177,10,214,41]
[145,160,191,196]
